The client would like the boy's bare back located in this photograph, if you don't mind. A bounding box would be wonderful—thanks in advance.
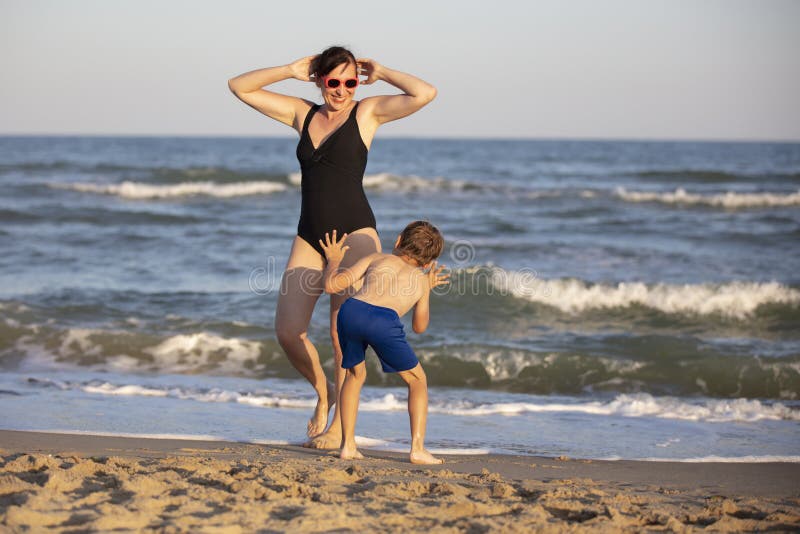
[350,253,427,317]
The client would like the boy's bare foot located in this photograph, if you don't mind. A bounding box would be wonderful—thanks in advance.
[410,449,443,465]
[306,382,336,438]
[340,446,364,460]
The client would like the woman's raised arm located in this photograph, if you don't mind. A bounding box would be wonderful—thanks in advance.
[357,59,437,125]
[228,56,316,131]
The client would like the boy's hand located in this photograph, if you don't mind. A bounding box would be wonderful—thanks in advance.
[319,230,350,263]
[426,261,450,289]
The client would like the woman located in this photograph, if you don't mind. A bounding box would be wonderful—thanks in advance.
[228,46,436,448]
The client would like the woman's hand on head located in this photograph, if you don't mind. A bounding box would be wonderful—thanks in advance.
[357,58,384,85]
[288,55,317,82]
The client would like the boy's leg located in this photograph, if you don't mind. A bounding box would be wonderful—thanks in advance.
[396,364,443,465]
[340,361,367,460]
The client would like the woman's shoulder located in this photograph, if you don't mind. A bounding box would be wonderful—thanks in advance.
[295,99,321,132]
[355,97,378,113]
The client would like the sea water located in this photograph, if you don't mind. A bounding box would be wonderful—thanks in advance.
[1,136,798,461]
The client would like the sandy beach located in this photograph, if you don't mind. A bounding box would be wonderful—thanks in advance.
[0,430,798,532]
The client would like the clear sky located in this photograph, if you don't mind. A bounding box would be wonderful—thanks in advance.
[2,0,798,140]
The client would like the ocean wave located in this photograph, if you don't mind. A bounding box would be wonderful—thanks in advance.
[431,394,800,422]
[0,161,80,173]
[4,326,278,378]
[28,379,800,423]
[631,169,800,183]
[4,315,800,399]
[418,346,800,399]
[143,332,263,373]
[288,171,478,193]
[50,180,288,199]
[489,271,800,318]
[616,187,800,208]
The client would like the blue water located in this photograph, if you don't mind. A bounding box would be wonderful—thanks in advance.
[1,135,799,460]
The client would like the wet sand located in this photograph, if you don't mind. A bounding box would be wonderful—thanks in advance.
[1,429,798,532]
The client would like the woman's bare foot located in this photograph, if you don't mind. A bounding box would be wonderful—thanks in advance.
[303,429,342,449]
[410,449,443,465]
[340,446,364,460]
[306,382,336,438]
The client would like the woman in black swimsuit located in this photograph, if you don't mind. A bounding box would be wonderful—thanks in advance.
[228,47,437,447]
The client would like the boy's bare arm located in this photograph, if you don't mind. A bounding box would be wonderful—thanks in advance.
[412,262,449,333]
[412,287,430,333]
[319,231,377,294]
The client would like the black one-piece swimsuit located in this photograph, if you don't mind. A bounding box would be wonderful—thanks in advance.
[295,102,376,256]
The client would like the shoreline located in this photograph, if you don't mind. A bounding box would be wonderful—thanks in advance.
[2,429,798,531]
[0,429,799,497]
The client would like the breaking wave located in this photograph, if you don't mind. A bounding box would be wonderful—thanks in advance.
[50,180,288,199]
[288,172,482,193]
[488,271,800,319]
[3,321,799,399]
[616,187,800,208]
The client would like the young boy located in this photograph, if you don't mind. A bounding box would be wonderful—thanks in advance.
[318,221,449,465]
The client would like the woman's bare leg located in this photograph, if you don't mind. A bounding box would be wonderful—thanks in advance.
[339,362,366,460]
[397,364,443,465]
[306,229,381,449]
[274,236,331,438]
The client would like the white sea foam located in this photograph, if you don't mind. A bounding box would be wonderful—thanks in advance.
[63,379,800,423]
[59,328,103,357]
[52,180,287,199]
[350,435,489,454]
[490,271,800,318]
[234,394,316,409]
[616,187,800,208]
[249,439,292,445]
[359,443,491,455]
[12,429,228,442]
[82,383,168,397]
[9,328,276,376]
[354,436,392,447]
[630,455,800,463]
[73,380,318,410]
[425,448,491,455]
[143,332,262,374]
[289,171,472,192]
[433,394,800,422]
[27,328,266,376]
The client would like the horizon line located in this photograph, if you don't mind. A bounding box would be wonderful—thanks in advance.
[1,132,799,144]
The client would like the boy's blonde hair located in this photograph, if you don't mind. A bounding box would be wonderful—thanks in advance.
[395,221,444,266]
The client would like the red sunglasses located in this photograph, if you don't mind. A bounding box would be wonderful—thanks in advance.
[323,76,359,89]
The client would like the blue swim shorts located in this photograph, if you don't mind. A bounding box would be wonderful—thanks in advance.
[336,297,419,373]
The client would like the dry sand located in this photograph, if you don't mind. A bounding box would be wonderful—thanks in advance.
[1,430,798,532]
